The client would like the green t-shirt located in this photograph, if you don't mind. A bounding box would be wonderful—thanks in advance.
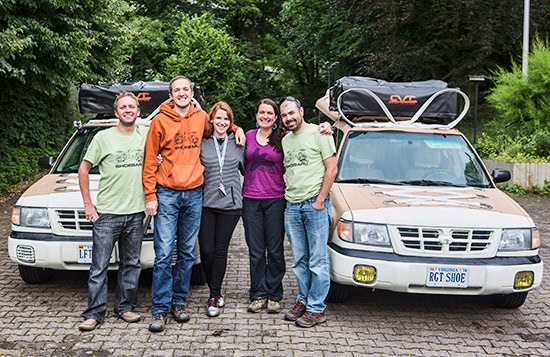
[282,124,336,203]
[83,126,148,214]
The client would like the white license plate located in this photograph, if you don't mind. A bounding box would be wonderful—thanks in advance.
[426,266,469,288]
[77,244,116,264]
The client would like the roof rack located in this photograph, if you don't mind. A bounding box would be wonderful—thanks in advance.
[320,87,470,130]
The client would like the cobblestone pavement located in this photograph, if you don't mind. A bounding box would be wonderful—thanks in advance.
[1,193,550,356]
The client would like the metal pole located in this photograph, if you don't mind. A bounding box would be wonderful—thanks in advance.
[522,0,530,80]
[474,83,479,145]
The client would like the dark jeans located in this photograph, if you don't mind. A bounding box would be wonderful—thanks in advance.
[243,197,286,302]
[198,208,240,298]
[82,212,145,322]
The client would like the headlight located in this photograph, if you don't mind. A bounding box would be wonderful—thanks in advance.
[338,220,391,247]
[12,207,50,228]
[499,228,533,251]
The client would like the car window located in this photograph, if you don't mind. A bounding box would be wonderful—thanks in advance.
[53,126,110,174]
[336,131,492,188]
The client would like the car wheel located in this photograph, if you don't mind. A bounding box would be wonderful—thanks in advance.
[18,265,53,284]
[190,262,206,285]
[326,281,349,303]
[491,291,528,309]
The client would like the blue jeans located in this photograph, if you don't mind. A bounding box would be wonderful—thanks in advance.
[82,212,145,322]
[284,195,331,313]
[151,185,202,314]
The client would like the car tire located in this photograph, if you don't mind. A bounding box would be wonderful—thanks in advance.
[491,291,528,309]
[190,262,206,285]
[18,265,53,284]
[326,281,350,303]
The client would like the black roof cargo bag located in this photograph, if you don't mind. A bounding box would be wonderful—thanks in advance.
[79,81,207,115]
[329,76,458,119]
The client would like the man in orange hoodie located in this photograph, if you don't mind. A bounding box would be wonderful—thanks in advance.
[143,76,244,332]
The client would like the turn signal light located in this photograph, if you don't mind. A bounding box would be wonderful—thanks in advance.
[353,265,376,284]
[514,271,534,289]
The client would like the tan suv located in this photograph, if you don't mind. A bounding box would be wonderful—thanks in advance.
[317,77,543,308]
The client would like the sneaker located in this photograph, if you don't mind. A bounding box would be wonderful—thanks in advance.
[171,305,190,323]
[217,295,225,308]
[206,297,221,317]
[267,299,281,314]
[295,311,326,328]
[284,300,306,321]
[148,313,167,333]
[247,298,267,313]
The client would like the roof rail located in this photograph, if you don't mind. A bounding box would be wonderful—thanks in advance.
[336,88,470,130]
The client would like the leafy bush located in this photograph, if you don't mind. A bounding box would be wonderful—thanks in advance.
[501,181,550,196]
[0,147,57,194]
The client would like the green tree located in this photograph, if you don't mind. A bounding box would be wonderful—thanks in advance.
[487,37,550,134]
[161,14,249,124]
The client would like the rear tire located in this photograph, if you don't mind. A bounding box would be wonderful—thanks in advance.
[491,291,528,309]
[326,281,350,303]
[18,265,53,284]
[190,263,206,285]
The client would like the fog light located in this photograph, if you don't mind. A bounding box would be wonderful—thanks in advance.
[514,271,534,289]
[353,265,376,283]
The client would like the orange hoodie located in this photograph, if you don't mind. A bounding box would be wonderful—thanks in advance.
[143,101,210,202]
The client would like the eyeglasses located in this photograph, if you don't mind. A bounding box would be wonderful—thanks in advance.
[279,96,302,108]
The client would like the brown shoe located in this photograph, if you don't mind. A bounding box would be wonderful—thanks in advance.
[120,311,141,323]
[284,300,306,321]
[247,298,267,313]
[78,318,99,331]
[295,311,326,328]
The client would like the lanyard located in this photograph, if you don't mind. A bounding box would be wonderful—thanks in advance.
[213,135,228,182]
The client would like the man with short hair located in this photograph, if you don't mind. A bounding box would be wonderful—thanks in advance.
[78,92,147,331]
[279,97,338,328]
[143,75,244,332]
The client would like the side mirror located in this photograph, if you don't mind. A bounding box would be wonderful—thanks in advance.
[38,157,55,170]
[491,168,511,183]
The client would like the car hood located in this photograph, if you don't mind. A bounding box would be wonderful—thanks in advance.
[334,183,534,228]
[16,174,99,208]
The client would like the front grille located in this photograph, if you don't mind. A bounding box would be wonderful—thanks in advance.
[397,227,493,253]
[55,209,92,231]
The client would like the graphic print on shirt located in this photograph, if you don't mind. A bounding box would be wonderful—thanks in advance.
[284,149,308,169]
[115,148,144,169]
[175,130,200,150]
[248,148,278,181]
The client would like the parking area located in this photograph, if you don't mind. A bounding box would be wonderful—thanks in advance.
[1,193,549,356]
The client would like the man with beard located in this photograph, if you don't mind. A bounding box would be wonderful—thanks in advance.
[279,97,337,328]
[78,92,147,331]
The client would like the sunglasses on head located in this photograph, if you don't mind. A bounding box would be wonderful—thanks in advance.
[279,96,302,108]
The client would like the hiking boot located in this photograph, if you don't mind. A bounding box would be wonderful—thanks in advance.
[295,311,326,328]
[217,295,225,308]
[206,297,221,317]
[284,300,306,321]
[78,318,100,331]
[171,305,190,323]
[247,298,267,313]
[267,299,281,314]
[148,313,167,333]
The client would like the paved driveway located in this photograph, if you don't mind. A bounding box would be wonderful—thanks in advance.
[0,194,549,356]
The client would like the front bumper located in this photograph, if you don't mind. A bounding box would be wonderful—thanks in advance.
[8,232,157,270]
[329,243,543,295]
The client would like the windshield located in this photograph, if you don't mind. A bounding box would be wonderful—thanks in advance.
[53,126,110,174]
[336,131,492,188]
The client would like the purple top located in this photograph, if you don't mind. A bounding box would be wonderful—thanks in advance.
[242,129,286,199]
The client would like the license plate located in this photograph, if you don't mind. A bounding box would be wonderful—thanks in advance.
[77,244,116,264]
[426,266,469,288]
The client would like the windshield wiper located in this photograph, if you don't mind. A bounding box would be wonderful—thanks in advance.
[337,178,404,185]
[398,179,466,187]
